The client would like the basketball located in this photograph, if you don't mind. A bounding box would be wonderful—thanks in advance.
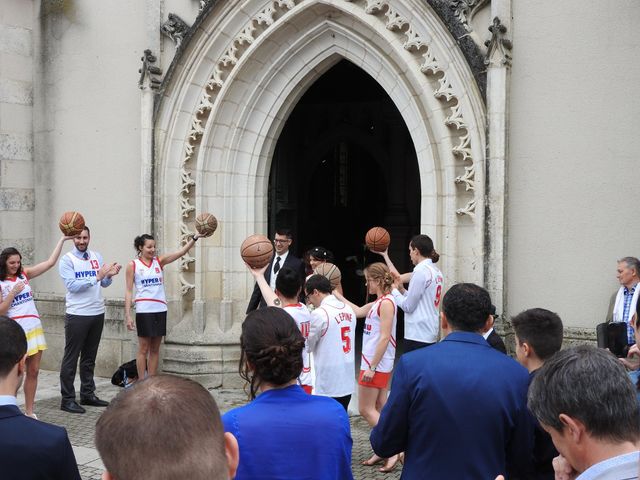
[58,211,85,236]
[195,212,218,237]
[240,234,274,269]
[314,262,342,289]
[365,226,390,252]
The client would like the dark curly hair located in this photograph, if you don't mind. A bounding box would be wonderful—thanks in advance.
[134,234,155,255]
[0,248,23,281]
[240,307,305,400]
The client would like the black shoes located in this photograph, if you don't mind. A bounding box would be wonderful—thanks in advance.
[80,395,109,407]
[61,400,86,414]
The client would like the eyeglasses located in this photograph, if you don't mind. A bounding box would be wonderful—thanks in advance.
[273,238,290,244]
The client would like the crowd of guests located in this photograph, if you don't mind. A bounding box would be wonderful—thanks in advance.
[1,229,639,479]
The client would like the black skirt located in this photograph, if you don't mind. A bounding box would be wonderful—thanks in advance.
[135,311,167,337]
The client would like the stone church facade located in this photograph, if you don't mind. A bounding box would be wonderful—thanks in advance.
[1,0,638,386]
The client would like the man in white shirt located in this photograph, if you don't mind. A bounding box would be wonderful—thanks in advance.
[0,316,81,479]
[528,345,640,480]
[379,234,443,352]
[58,226,120,414]
[305,274,356,411]
[606,257,640,347]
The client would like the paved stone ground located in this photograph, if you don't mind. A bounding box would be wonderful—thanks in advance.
[20,371,402,480]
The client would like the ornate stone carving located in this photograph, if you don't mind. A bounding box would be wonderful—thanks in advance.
[198,0,211,12]
[138,49,163,90]
[161,13,190,48]
[352,0,477,217]
[485,17,512,67]
[177,0,299,296]
[451,0,490,33]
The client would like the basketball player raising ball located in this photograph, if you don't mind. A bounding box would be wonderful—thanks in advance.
[374,234,443,353]
[245,263,314,394]
[334,262,400,472]
[0,234,74,418]
[124,231,203,380]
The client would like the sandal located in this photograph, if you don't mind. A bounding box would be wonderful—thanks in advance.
[379,455,399,473]
[362,453,384,466]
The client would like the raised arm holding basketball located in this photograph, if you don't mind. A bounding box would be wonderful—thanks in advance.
[124,232,202,380]
[0,235,73,417]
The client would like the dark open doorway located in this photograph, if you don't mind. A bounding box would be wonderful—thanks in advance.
[269,59,421,353]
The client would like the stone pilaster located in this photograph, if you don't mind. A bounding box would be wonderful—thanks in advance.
[0,0,34,262]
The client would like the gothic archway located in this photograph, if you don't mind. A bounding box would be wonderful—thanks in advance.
[154,0,486,386]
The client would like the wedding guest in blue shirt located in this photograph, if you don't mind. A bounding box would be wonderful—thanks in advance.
[222,307,354,480]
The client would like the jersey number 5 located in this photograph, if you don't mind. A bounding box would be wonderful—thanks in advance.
[341,326,351,354]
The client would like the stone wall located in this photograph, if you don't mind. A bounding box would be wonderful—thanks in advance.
[0,0,34,262]
[35,295,137,378]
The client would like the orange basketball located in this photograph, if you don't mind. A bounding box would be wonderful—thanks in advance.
[58,211,85,236]
[240,234,274,269]
[314,262,342,289]
[365,226,390,252]
[195,212,218,237]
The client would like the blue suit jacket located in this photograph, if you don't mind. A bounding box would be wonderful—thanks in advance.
[371,332,533,479]
[0,404,81,480]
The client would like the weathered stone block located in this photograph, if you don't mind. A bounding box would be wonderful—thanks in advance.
[0,209,34,240]
[0,187,34,210]
[0,132,32,160]
[0,1,34,30]
[0,102,32,134]
[0,25,32,57]
[0,79,32,105]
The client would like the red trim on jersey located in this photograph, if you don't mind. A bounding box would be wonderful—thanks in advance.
[284,303,303,308]
[315,307,330,337]
[361,354,371,368]
[11,314,39,320]
[138,257,153,268]
[389,336,397,348]
[134,298,167,305]
[376,296,395,316]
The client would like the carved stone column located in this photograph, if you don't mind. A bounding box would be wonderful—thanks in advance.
[484,2,512,316]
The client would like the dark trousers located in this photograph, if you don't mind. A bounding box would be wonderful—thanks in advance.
[60,313,104,401]
[403,338,435,353]
[332,394,351,412]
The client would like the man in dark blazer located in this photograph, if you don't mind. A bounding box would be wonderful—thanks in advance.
[0,316,81,480]
[371,283,533,479]
[246,228,305,312]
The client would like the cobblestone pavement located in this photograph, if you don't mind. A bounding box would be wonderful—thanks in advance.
[24,371,402,480]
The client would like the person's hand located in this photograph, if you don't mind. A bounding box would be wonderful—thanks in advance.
[552,455,578,480]
[103,262,121,279]
[391,272,404,292]
[628,344,640,358]
[495,476,505,480]
[63,235,76,241]
[362,368,375,382]
[371,248,388,258]
[126,315,135,331]
[11,282,25,296]
[245,262,268,278]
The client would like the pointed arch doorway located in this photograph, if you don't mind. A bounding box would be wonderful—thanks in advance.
[269,60,421,350]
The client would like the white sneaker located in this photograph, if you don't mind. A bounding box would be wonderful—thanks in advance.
[25,413,38,420]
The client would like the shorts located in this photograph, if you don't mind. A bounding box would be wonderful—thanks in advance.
[358,370,391,389]
[136,311,167,337]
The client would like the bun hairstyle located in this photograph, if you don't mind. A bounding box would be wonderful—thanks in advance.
[240,307,305,399]
[409,234,440,263]
[365,262,393,294]
[134,234,155,255]
[0,247,23,281]
[308,246,334,263]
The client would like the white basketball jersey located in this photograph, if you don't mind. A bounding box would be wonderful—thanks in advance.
[133,257,167,313]
[284,303,314,388]
[362,294,397,373]
[308,295,356,397]
[405,259,444,343]
[64,251,106,315]
[0,274,39,321]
